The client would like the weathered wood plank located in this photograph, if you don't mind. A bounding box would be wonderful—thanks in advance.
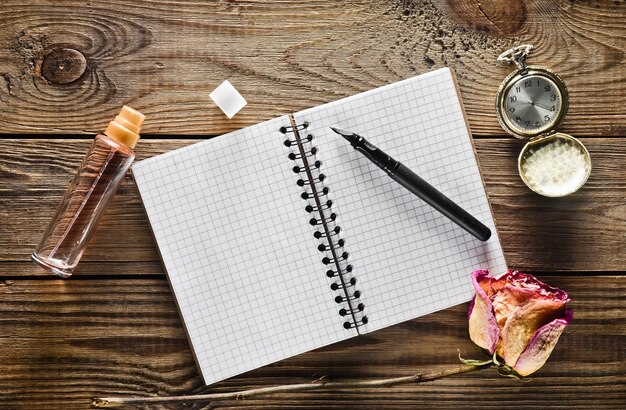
[0,275,624,409]
[1,138,624,274]
[0,0,624,136]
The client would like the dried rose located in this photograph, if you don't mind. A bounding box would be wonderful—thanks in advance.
[468,270,573,376]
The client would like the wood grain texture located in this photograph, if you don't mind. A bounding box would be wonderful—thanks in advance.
[1,138,624,274]
[0,275,624,409]
[0,0,624,136]
[1,2,625,409]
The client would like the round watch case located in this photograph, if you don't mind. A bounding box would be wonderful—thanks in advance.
[495,66,591,197]
[496,66,569,140]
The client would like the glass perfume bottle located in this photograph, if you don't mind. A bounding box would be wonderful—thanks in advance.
[32,106,145,277]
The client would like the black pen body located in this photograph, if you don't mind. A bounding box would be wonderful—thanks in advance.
[391,163,492,241]
[347,133,491,241]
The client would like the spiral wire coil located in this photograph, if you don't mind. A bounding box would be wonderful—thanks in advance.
[281,122,367,330]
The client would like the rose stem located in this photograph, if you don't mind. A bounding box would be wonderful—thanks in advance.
[92,364,490,408]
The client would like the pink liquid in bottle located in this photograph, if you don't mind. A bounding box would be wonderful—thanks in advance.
[32,106,145,277]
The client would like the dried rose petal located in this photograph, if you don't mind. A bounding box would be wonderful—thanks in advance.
[468,270,499,354]
[513,309,573,376]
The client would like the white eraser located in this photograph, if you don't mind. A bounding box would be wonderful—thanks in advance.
[209,80,247,119]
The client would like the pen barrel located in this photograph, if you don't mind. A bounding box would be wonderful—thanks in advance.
[393,164,492,241]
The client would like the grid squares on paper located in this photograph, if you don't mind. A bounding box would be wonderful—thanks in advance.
[132,115,353,385]
[293,68,507,333]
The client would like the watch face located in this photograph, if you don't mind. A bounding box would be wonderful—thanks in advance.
[503,74,562,135]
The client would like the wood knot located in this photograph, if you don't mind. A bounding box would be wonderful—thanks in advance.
[41,48,87,84]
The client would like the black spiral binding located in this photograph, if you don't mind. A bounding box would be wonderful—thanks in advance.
[281,122,367,331]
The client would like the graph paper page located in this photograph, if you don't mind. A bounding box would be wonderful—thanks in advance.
[293,68,507,333]
[132,116,356,385]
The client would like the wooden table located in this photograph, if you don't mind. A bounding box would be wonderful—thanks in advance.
[1,1,625,408]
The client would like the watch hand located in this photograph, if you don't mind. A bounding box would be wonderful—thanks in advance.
[533,102,554,112]
[518,99,553,112]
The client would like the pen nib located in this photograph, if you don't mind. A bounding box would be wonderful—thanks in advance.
[330,127,356,138]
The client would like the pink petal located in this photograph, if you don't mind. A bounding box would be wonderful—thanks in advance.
[491,285,538,357]
[502,297,568,368]
[497,271,569,302]
[513,309,573,376]
[468,270,499,354]
[492,284,536,327]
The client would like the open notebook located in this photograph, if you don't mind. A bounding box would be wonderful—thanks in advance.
[132,68,507,385]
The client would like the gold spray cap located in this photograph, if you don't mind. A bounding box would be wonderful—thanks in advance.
[104,106,145,149]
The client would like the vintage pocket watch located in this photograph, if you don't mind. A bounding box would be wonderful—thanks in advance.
[495,45,591,197]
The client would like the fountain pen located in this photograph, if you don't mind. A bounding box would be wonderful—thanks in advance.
[330,127,492,241]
